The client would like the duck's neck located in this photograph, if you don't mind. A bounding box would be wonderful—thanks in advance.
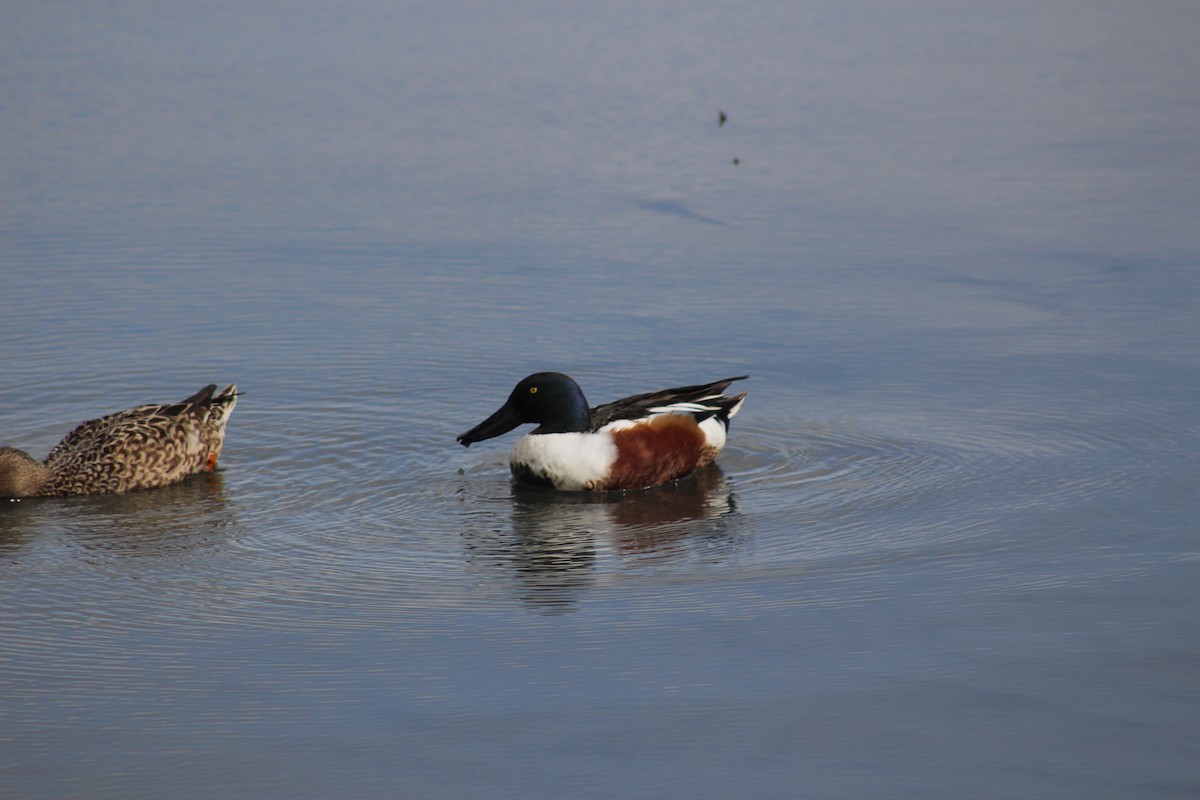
[537,402,589,433]
[0,447,51,498]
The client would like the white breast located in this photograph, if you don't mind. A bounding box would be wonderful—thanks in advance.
[510,432,617,491]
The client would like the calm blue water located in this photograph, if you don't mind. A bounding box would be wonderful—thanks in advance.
[3,2,1199,798]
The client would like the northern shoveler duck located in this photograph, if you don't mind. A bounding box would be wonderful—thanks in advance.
[0,384,238,498]
[457,373,747,491]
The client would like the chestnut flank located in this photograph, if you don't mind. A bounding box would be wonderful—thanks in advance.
[600,415,709,490]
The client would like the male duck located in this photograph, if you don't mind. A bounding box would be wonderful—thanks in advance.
[457,373,747,491]
[0,384,238,498]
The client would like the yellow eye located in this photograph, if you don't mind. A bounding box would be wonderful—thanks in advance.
[529,386,538,394]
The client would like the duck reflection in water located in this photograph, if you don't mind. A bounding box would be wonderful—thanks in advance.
[463,464,741,612]
[2,470,234,560]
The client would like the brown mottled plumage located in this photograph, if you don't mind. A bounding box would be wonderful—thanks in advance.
[0,384,238,498]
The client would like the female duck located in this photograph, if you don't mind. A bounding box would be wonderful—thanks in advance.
[1,384,238,497]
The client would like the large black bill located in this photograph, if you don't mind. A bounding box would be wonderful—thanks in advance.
[457,401,524,447]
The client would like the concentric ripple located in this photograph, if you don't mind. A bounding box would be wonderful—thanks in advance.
[3,377,1178,661]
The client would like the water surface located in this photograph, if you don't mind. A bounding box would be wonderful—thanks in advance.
[2,1,1199,798]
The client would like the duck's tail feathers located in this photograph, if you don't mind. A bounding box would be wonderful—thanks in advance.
[163,383,239,419]
[179,384,218,405]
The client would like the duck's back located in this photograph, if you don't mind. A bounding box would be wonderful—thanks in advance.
[43,384,237,495]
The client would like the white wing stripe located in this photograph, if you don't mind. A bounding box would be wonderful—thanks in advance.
[647,401,719,415]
